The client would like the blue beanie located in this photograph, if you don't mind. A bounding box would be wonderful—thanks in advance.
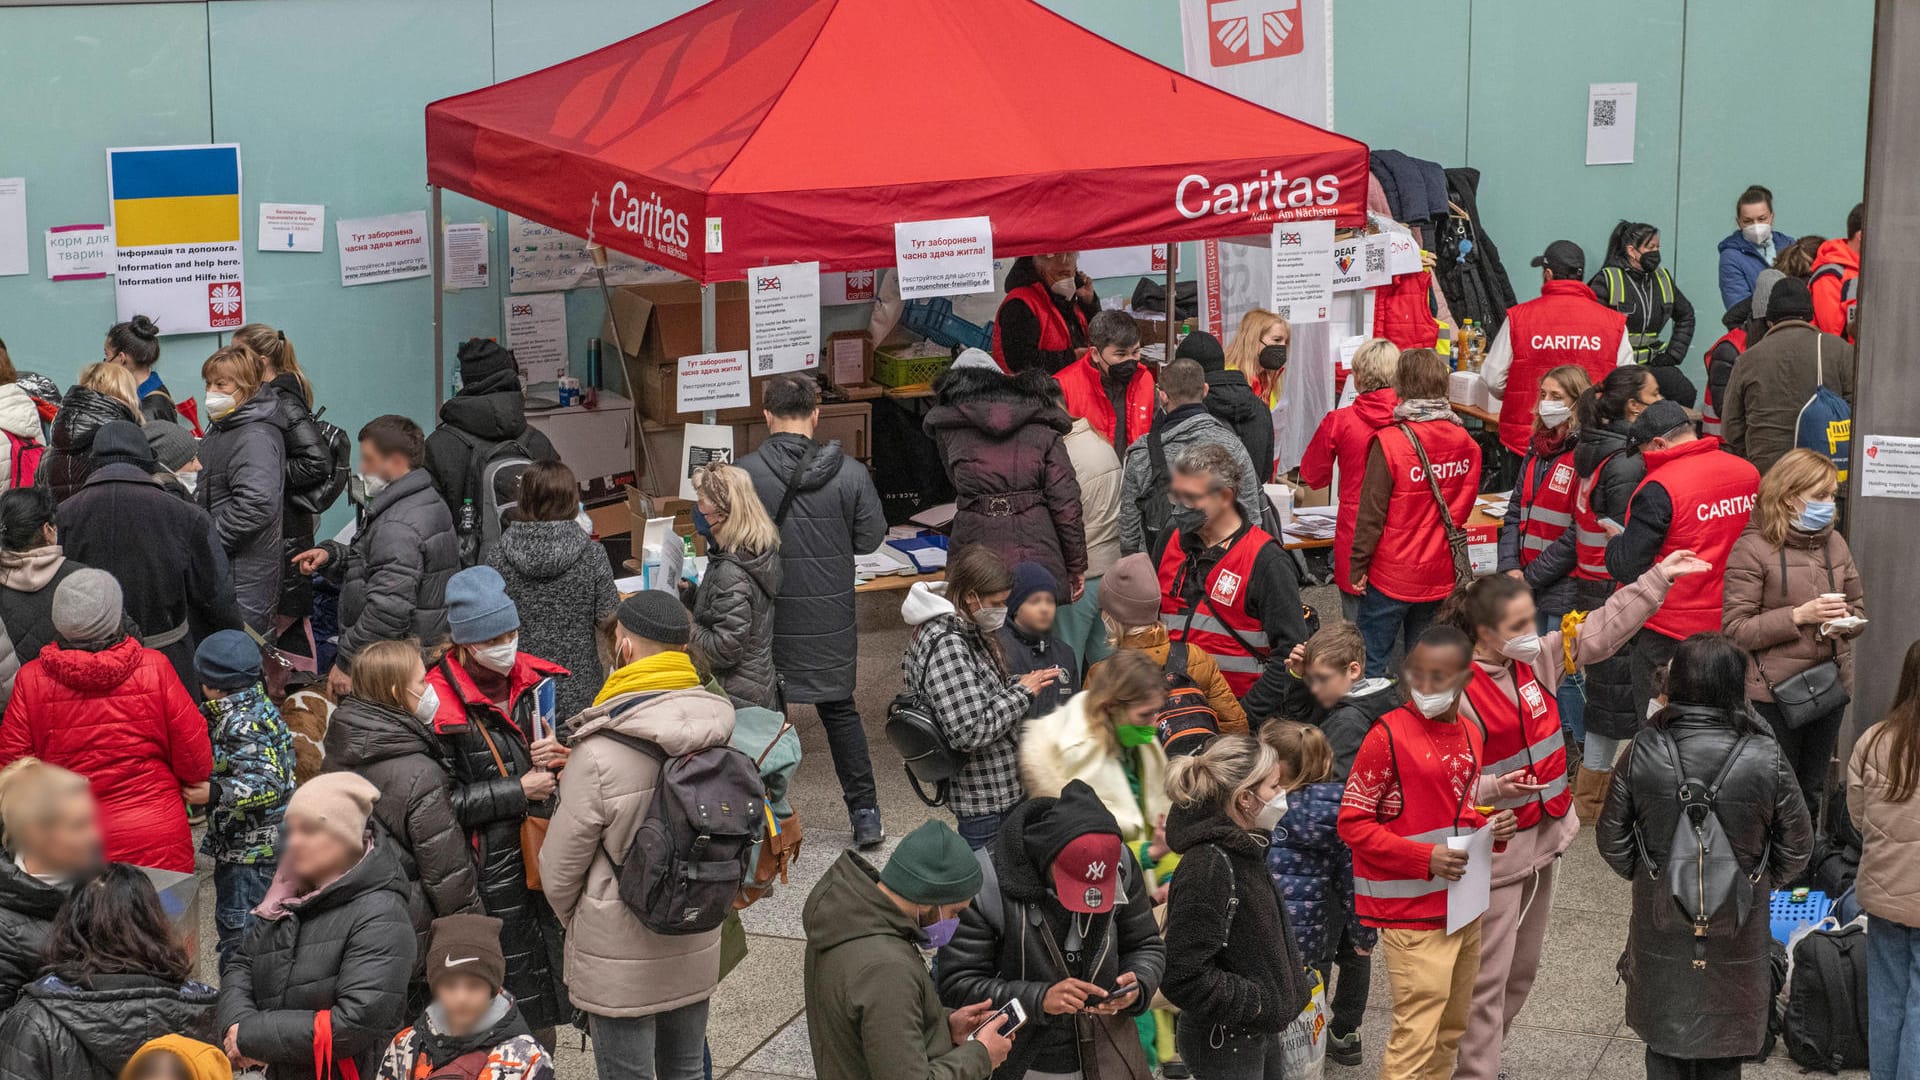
[194,629,262,690]
[446,565,520,645]
[1007,563,1059,618]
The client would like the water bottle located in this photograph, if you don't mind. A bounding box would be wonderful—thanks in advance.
[458,497,480,564]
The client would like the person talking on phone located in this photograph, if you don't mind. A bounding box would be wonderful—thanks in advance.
[1440,549,1708,1080]
[419,566,569,1047]
[938,779,1166,1079]
[900,546,1062,851]
[805,819,1014,1080]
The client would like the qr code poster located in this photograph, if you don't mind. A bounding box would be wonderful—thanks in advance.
[1586,82,1637,166]
[678,423,736,501]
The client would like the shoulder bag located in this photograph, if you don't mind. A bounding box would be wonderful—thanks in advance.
[1395,422,1475,593]
[1757,543,1850,730]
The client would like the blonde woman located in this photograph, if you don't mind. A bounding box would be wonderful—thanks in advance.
[38,362,141,501]
[1724,448,1865,814]
[0,758,97,1011]
[689,463,783,710]
[1160,733,1308,1079]
[1224,308,1291,408]
[197,343,285,633]
[1020,648,1172,872]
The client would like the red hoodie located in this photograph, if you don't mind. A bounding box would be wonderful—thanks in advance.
[1810,238,1860,341]
[1301,388,1399,595]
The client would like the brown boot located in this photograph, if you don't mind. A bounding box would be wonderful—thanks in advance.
[1572,766,1611,824]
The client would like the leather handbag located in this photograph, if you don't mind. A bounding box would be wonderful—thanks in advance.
[476,720,551,891]
[1758,544,1851,731]
[1396,422,1476,593]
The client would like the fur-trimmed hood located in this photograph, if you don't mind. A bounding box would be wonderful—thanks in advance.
[925,365,1070,440]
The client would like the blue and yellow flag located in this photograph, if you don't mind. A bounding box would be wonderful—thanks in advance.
[110,146,241,247]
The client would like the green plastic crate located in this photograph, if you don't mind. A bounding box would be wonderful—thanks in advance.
[873,344,954,388]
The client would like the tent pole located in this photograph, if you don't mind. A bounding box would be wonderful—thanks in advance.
[701,284,718,426]
[1164,242,1178,357]
[430,185,446,407]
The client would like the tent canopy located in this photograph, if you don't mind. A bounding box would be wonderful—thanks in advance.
[425,0,1369,283]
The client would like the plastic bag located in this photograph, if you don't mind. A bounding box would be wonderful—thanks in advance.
[1279,970,1328,1080]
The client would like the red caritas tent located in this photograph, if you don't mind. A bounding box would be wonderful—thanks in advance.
[424,0,1369,284]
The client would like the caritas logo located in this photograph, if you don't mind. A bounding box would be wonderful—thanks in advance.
[207,282,243,329]
[1410,458,1475,484]
[1208,0,1304,67]
[1177,170,1341,223]
[606,181,690,261]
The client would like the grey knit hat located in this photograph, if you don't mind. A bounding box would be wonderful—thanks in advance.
[615,591,690,646]
[144,420,199,472]
[445,565,519,645]
[52,569,123,644]
[1750,268,1788,321]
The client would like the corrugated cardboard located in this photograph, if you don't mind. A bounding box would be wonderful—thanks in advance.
[627,359,766,425]
[604,281,750,368]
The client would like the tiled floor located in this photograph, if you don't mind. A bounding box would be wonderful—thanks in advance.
[197,588,1863,1078]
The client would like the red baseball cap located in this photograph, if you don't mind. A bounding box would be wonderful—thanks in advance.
[1050,833,1124,913]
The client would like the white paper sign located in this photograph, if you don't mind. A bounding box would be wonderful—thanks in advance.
[502,293,568,385]
[1330,236,1365,292]
[676,351,751,413]
[1586,82,1638,166]
[443,222,489,289]
[1361,235,1393,289]
[108,144,246,335]
[679,422,736,501]
[1384,231,1423,276]
[505,214,679,293]
[1859,435,1920,499]
[45,224,114,280]
[1445,823,1495,934]
[1271,220,1335,323]
[258,203,325,252]
[748,260,821,375]
[894,216,995,299]
[0,179,26,277]
[337,211,430,286]
[1078,245,1169,280]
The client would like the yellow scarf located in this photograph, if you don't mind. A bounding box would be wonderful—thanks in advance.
[593,650,702,705]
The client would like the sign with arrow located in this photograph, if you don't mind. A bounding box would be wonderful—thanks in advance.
[258,203,325,253]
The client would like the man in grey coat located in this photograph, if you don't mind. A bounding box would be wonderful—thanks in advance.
[740,375,888,847]
[1721,275,1856,477]
[295,415,459,695]
[1118,358,1263,556]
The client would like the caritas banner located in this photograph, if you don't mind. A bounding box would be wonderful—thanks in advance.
[1179,0,1332,126]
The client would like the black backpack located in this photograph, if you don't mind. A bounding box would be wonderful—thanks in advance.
[885,627,967,807]
[446,428,534,567]
[1155,625,1219,757]
[1785,919,1871,1072]
[288,406,350,515]
[597,729,766,936]
[1638,732,1764,937]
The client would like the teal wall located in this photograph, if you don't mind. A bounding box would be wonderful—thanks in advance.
[0,0,1873,451]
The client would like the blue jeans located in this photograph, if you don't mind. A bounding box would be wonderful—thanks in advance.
[214,860,276,972]
[1869,914,1920,1080]
[954,811,1006,851]
[1355,588,1440,678]
[589,1001,711,1080]
[1584,733,1624,772]
[1537,611,1586,742]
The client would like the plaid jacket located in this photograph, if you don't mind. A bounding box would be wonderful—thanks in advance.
[199,684,296,864]
[900,612,1032,816]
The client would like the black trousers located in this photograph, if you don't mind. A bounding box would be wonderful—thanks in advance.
[811,698,879,814]
[1753,698,1844,823]
[1630,628,1683,726]
[1327,924,1371,1039]
[1645,1047,1741,1079]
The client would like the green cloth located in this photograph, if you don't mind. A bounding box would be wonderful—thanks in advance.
[879,820,982,904]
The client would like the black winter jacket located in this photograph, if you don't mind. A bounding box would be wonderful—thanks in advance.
[424,369,559,520]
[59,463,243,691]
[218,835,417,1080]
[37,387,138,503]
[995,621,1079,718]
[1203,370,1276,483]
[1571,420,1646,741]
[1597,707,1812,1059]
[1161,800,1309,1035]
[322,468,458,670]
[0,551,85,684]
[267,374,333,619]
[197,387,287,633]
[690,543,783,711]
[0,857,67,1012]
[738,433,886,703]
[936,796,1165,1079]
[322,696,483,975]
[1309,678,1401,783]
[0,972,218,1080]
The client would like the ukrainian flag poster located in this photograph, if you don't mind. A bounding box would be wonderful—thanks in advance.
[108,144,244,335]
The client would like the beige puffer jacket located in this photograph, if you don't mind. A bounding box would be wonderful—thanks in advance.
[1849,721,1920,927]
[539,687,735,1018]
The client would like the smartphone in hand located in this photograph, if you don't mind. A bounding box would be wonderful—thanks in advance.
[970,999,1028,1041]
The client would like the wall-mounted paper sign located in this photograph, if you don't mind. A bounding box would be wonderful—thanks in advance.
[503,293,568,385]
[338,210,430,287]
[259,203,325,252]
[894,216,995,299]
[45,224,114,280]
[748,260,821,375]
[676,351,751,413]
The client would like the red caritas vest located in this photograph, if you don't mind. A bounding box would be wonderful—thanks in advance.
[1366,421,1480,603]
[1054,355,1156,450]
[1631,437,1760,639]
[991,281,1089,372]
[1156,527,1274,697]
[1371,269,1440,350]
[1515,449,1578,569]
[1496,281,1627,454]
[1344,705,1486,928]
[1701,327,1747,438]
[1460,662,1570,831]
[1572,449,1625,583]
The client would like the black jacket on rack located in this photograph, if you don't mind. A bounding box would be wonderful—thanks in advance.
[1433,168,1519,333]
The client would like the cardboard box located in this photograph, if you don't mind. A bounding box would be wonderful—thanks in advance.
[739,402,871,461]
[604,281,750,368]
[628,359,767,425]
[627,485,696,546]
[1284,478,1332,508]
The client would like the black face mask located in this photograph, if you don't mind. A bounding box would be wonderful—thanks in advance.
[1258,344,1289,371]
[1167,504,1206,537]
[1637,249,1662,273]
[1104,359,1139,383]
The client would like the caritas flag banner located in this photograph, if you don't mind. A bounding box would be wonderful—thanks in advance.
[1180,0,1333,126]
